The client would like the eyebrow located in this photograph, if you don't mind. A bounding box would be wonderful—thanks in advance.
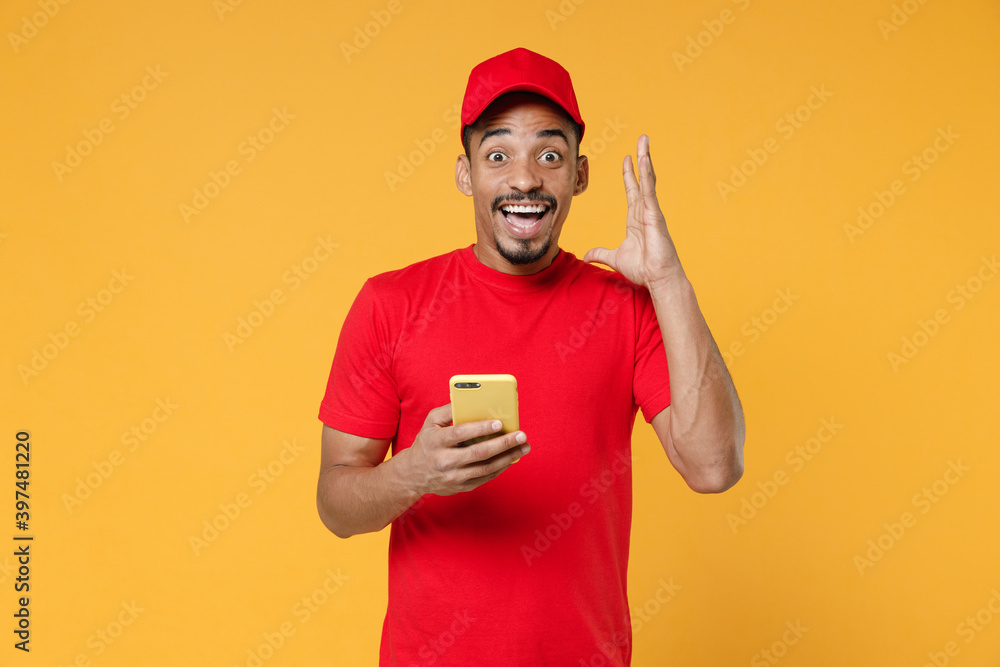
[536,128,568,143]
[479,127,510,146]
[478,127,569,147]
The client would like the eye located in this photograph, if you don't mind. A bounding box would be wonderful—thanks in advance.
[540,151,561,163]
[486,151,507,162]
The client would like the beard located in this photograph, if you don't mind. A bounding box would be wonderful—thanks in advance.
[492,224,552,265]
[489,191,558,265]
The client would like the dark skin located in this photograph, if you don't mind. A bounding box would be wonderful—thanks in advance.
[316,94,578,538]
[316,91,744,539]
[455,92,589,276]
[462,92,743,493]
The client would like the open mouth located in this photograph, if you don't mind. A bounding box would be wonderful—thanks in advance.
[498,203,551,238]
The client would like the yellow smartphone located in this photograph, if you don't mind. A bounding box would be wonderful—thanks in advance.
[449,374,519,446]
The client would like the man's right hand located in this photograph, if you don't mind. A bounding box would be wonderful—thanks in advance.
[397,403,530,497]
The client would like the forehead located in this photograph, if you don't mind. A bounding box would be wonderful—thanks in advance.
[474,92,574,139]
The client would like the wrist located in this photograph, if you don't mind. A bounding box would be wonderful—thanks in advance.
[387,447,430,500]
[647,269,691,301]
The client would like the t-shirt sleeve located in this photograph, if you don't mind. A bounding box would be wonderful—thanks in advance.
[317,278,400,439]
[633,283,671,423]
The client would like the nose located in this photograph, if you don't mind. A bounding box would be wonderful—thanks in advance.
[505,156,543,194]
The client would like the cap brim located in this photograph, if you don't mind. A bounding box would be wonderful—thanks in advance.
[463,83,585,137]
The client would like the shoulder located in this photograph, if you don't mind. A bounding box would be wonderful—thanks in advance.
[560,250,642,295]
[365,247,466,295]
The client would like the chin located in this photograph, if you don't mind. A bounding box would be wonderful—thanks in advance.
[493,227,552,266]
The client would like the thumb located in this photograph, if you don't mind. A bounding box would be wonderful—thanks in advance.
[583,247,615,269]
[427,403,453,427]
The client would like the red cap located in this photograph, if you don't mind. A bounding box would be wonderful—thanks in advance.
[460,47,585,143]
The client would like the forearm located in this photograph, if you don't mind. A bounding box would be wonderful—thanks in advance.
[649,275,745,487]
[316,450,424,538]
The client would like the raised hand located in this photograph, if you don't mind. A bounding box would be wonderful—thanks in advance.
[583,135,684,292]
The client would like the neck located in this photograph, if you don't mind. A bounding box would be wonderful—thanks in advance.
[472,243,560,276]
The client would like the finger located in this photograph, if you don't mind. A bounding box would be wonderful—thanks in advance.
[462,469,504,489]
[622,154,640,209]
[635,153,663,224]
[462,447,524,489]
[583,246,614,267]
[637,134,649,159]
[640,134,655,183]
[479,437,530,466]
[637,134,657,201]
[464,430,528,464]
[461,464,510,491]
[452,434,530,491]
[449,418,504,447]
[426,403,453,427]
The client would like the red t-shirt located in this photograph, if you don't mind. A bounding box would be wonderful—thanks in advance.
[319,244,671,666]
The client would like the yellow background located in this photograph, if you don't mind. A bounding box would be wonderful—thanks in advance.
[3,0,999,664]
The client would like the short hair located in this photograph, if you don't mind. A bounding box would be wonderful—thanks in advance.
[462,95,583,159]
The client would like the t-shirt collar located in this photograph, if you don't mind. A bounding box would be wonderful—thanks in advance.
[459,243,572,292]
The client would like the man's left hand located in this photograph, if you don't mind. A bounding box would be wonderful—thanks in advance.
[583,135,684,293]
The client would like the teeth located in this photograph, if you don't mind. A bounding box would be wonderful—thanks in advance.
[501,204,547,214]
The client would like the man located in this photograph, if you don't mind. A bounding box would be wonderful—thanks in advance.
[316,47,744,665]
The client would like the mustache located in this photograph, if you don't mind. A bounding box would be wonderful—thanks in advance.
[491,192,557,214]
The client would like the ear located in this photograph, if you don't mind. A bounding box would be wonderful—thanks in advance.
[455,154,473,196]
[573,154,589,196]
